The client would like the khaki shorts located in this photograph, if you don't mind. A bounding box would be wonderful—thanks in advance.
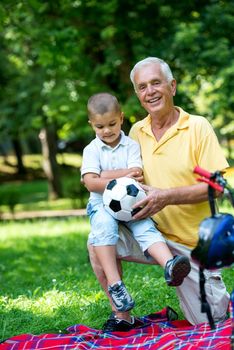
[116,224,230,325]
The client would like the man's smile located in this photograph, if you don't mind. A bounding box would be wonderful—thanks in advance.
[147,96,161,104]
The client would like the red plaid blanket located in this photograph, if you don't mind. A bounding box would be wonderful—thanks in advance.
[0,307,232,350]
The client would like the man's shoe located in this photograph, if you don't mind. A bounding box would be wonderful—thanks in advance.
[102,313,149,332]
[165,255,191,286]
[108,281,135,312]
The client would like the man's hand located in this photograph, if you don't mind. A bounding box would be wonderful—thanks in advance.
[132,184,167,220]
[132,182,210,220]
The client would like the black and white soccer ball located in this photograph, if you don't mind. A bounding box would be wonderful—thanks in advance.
[103,177,146,222]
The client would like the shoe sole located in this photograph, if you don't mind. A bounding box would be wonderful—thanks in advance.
[167,257,191,286]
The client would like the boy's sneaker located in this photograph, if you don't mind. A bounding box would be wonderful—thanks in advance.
[102,312,149,332]
[108,281,135,312]
[165,255,191,286]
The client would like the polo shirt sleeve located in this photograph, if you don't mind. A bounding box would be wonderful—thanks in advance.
[129,123,139,143]
[127,139,143,169]
[196,119,229,172]
[81,143,101,177]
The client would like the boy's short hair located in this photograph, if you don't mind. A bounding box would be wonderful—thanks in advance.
[87,93,121,119]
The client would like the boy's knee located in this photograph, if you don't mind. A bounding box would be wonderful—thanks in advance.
[88,244,106,277]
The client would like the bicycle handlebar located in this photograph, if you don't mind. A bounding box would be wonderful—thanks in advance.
[194,166,224,192]
[194,166,213,179]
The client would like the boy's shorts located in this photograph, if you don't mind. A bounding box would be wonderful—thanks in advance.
[87,202,165,252]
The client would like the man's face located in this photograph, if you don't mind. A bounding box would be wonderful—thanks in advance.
[134,63,176,117]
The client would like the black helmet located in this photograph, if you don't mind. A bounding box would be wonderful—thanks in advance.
[191,213,234,269]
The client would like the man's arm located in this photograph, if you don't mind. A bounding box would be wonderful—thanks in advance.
[132,182,209,220]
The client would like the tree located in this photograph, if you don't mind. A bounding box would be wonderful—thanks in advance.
[0,0,233,197]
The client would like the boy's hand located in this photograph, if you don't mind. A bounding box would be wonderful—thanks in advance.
[127,170,144,183]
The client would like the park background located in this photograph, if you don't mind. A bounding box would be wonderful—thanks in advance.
[0,0,234,341]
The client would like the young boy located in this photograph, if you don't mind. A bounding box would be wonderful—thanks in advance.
[81,92,191,313]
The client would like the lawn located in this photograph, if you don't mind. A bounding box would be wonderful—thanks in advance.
[0,154,233,341]
[0,217,233,342]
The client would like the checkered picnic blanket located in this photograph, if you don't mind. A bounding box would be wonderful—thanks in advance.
[0,306,233,350]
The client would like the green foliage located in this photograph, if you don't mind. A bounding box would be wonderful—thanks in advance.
[63,177,88,209]
[0,186,20,214]
[0,0,233,147]
[0,153,89,214]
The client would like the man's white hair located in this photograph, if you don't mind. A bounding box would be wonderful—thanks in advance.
[130,57,174,91]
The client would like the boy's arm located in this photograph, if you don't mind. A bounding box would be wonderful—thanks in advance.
[83,173,110,193]
[100,167,143,183]
[83,167,143,193]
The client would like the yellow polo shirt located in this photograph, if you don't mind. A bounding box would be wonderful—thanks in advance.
[129,107,229,248]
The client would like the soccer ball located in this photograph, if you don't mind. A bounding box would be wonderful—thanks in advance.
[103,177,146,222]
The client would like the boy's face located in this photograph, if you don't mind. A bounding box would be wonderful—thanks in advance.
[89,111,124,148]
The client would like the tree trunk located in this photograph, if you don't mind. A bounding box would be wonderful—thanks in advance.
[12,137,26,174]
[39,126,63,199]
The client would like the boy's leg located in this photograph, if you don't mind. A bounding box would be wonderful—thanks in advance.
[88,242,149,331]
[88,204,120,285]
[88,206,134,313]
[94,245,121,285]
[87,243,133,323]
[126,219,191,286]
[94,245,135,312]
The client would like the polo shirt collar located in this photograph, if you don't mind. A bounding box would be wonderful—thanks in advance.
[176,107,190,129]
[142,106,190,135]
[96,130,127,149]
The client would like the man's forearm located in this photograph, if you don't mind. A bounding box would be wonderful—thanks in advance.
[133,182,211,220]
[163,183,209,205]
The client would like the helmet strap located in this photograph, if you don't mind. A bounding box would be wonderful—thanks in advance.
[199,267,215,329]
[208,186,216,217]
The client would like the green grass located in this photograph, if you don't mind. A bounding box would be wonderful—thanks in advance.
[0,217,233,341]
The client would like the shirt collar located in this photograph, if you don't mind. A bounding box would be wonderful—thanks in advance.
[96,130,128,149]
[141,106,190,134]
[176,107,190,129]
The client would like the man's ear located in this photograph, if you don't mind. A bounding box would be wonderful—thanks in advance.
[171,79,177,96]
